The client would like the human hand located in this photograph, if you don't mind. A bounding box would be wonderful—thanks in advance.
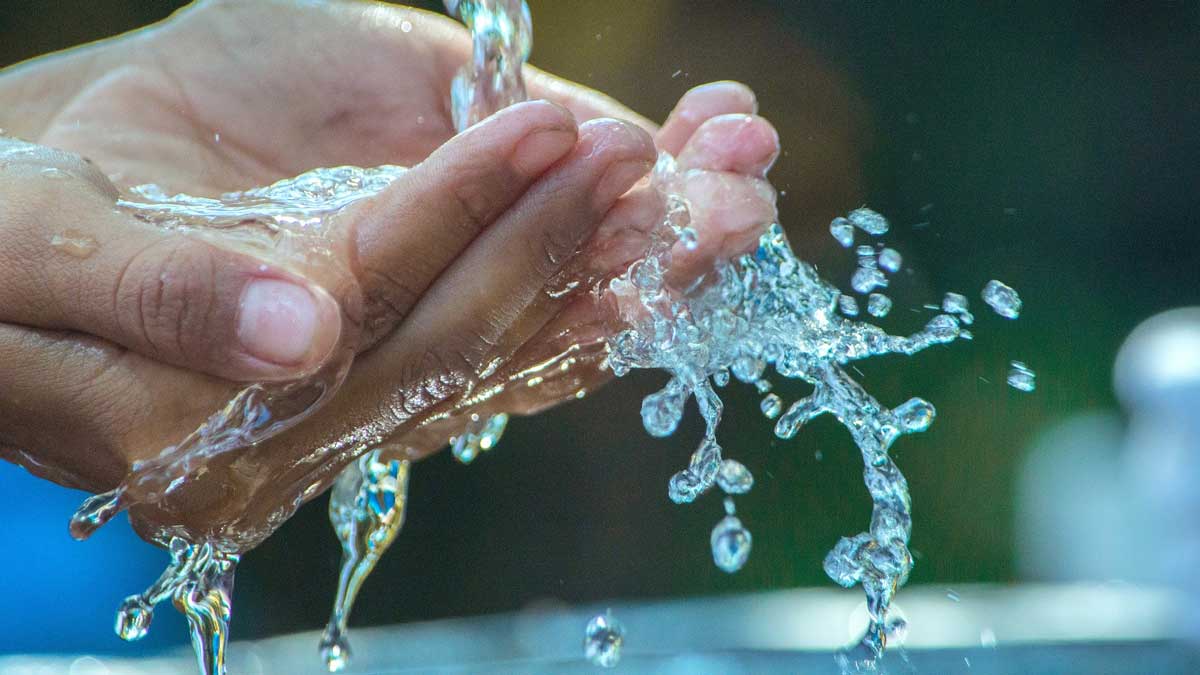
[0,0,778,549]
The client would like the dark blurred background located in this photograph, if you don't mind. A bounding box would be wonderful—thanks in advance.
[2,0,1199,657]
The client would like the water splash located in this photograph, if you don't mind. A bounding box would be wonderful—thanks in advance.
[320,448,412,672]
[113,538,238,675]
[583,610,625,668]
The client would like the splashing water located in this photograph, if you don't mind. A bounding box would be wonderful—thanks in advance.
[584,610,625,668]
[58,0,1029,672]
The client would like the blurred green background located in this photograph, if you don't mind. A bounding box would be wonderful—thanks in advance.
[1,0,1198,654]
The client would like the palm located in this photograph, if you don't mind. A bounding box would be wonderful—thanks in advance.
[37,1,464,194]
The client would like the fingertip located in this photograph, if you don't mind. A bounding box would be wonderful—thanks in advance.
[577,118,657,209]
[678,114,781,177]
[658,80,759,155]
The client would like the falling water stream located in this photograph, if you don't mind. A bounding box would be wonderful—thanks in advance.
[57,1,1034,673]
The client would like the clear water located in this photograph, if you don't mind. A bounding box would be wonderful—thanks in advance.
[59,0,1032,672]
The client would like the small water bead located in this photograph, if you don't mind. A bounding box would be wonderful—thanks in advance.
[851,267,888,294]
[878,248,902,274]
[1007,361,1036,392]
[760,393,783,419]
[839,294,860,317]
[982,279,1022,319]
[830,216,855,247]
[584,611,625,668]
[848,207,890,235]
[50,230,98,258]
[717,459,754,494]
[754,379,772,394]
[711,513,753,573]
[115,597,153,641]
[678,226,699,250]
[319,637,350,673]
[867,293,892,318]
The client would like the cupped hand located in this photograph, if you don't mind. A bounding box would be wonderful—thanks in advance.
[0,0,779,549]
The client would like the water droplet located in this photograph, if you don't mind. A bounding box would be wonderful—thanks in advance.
[878,247,902,273]
[982,279,1022,319]
[839,294,859,316]
[851,267,887,294]
[678,226,699,250]
[50,230,98,258]
[848,207,889,235]
[711,514,752,572]
[713,368,730,387]
[893,397,936,433]
[1007,360,1036,392]
[401,20,413,32]
[717,459,754,494]
[641,380,687,437]
[867,293,892,318]
[759,393,783,419]
[584,611,624,668]
[942,292,968,314]
[115,596,153,641]
[830,217,854,247]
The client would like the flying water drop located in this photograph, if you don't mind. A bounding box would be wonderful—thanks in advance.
[1007,361,1036,392]
[584,611,625,668]
[982,279,1022,319]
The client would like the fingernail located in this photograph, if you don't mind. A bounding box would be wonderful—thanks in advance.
[238,278,328,366]
[511,127,577,176]
[594,158,652,210]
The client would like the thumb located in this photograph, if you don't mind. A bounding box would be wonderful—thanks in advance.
[0,138,343,382]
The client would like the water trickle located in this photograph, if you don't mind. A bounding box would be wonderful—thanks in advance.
[49,229,97,258]
[982,279,1022,319]
[1007,360,1036,392]
[584,610,625,668]
[320,448,412,672]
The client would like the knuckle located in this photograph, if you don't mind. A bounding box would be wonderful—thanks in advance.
[528,223,580,281]
[114,238,217,359]
[447,172,500,233]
